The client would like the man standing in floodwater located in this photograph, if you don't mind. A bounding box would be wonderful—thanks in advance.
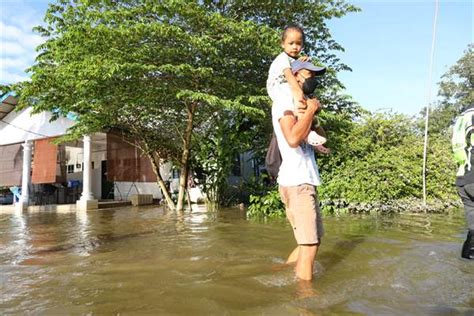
[270,59,326,280]
[452,105,474,260]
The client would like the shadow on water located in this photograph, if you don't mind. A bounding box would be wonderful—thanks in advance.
[318,214,382,274]
[320,236,367,271]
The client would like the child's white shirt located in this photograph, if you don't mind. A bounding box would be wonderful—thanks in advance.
[266,52,296,101]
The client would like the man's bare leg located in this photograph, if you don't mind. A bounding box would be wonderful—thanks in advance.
[271,246,300,272]
[286,246,299,264]
[296,279,318,299]
[295,244,318,281]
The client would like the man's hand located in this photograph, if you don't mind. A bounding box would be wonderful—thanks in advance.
[298,56,311,62]
[296,97,320,117]
[295,99,307,116]
[306,97,321,114]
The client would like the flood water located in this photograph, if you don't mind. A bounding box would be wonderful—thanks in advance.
[1,205,473,315]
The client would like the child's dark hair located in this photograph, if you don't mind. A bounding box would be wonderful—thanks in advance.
[282,25,305,44]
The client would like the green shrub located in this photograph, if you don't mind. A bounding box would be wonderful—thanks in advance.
[247,110,458,218]
[247,189,284,218]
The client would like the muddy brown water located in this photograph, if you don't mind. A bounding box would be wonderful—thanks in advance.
[1,205,473,315]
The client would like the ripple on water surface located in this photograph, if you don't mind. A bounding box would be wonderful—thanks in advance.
[0,207,473,314]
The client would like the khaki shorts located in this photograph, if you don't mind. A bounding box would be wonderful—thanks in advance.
[279,184,324,245]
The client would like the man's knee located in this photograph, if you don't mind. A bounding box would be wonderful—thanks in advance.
[299,244,317,259]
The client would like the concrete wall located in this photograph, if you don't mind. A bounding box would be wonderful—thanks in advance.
[64,147,174,202]
[112,161,174,201]
[65,147,106,174]
[114,181,163,200]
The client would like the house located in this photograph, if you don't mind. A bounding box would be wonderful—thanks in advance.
[0,92,256,212]
[0,92,173,211]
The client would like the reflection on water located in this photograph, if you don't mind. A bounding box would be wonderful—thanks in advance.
[0,206,473,314]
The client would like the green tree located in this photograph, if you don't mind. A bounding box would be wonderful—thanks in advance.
[17,0,270,210]
[191,110,259,208]
[418,44,473,136]
[203,1,360,184]
[319,111,457,202]
[438,44,474,114]
[15,0,358,210]
[248,110,458,218]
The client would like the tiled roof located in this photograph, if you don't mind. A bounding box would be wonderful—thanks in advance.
[0,92,17,120]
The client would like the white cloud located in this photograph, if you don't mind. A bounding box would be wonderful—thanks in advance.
[0,1,48,32]
[1,41,27,56]
[1,56,29,69]
[0,1,47,84]
[1,22,44,48]
[0,21,24,40]
[0,68,30,84]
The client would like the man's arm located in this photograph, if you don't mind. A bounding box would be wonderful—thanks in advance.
[279,98,321,148]
[283,68,304,103]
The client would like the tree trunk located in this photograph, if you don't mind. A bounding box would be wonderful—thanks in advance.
[186,187,192,211]
[120,131,175,209]
[148,152,176,210]
[176,102,196,211]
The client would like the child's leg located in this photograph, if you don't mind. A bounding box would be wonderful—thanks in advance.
[306,130,326,146]
[314,144,330,154]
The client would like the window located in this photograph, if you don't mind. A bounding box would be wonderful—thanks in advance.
[67,164,75,174]
[231,154,241,176]
[172,169,180,179]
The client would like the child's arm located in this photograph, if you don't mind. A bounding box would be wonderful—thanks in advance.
[283,68,305,105]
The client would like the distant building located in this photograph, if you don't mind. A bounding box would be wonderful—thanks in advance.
[0,92,173,210]
[0,93,258,211]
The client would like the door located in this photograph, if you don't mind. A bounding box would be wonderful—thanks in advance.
[101,160,114,200]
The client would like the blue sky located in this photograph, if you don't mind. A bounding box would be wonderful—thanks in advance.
[328,0,472,115]
[1,0,472,116]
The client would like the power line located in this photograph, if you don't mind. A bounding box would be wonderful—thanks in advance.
[0,119,52,138]
[422,0,440,206]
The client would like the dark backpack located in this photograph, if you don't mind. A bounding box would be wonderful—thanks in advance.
[265,133,282,178]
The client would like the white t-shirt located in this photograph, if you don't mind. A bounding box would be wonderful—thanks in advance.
[266,52,295,101]
[272,100,322,187]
